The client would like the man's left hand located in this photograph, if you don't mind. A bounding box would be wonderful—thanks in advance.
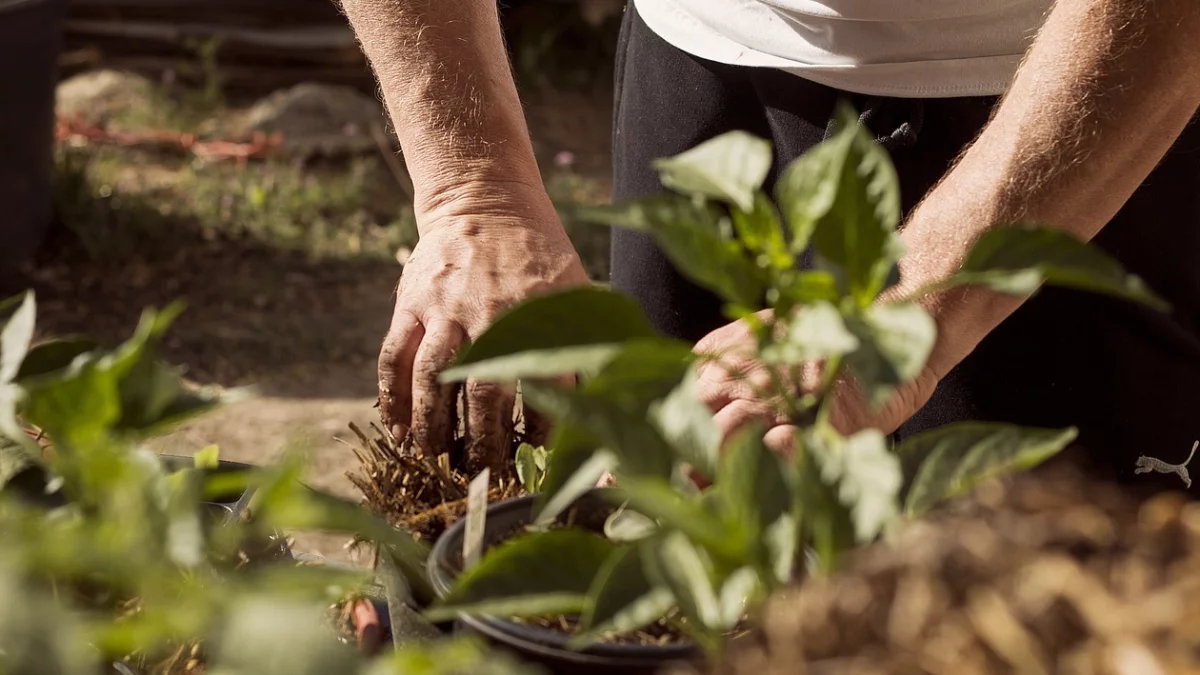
[693,309,941,456]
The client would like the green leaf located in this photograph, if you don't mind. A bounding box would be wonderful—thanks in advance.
[20,353,121,446]
[1,291,37,384]
[444,287,660,380]
[718,566,764,629]
[251,455,433,604]
[515,443,539,491]
[0,383,41,460]
[443,344,624,384]
[807,427,902,543]
[208,598,360,675]
[717,424,793,558]
[575,544,675,645]
[610,478,740,561]
[141,385,249,435]
[760,301,859,366]
[14,337,97,381]
[375,552,443,645]
[646,531,721,630]
[774,270,842,307]
[648,366,720,478]
[0,431,45,496]
[941,225,1169,311]
[16,303,215,444]
[522,384,675,481]
[763,513,797,584]
[582,339,695,407]
[0,566,97,675]
[805,104,904,306]
[651,130,772,212]
[844,302,936,409]
[116,356,186,430]
[107,301,186,381]
[532,424,617,526]
[165,466,204,568]
[900,423,1077,518]
[603,505,658,542]
[578,194,766,307]
[776,131,850,255]
[732,192,793,269]
[194,445,220,469]
[426,529,616,622]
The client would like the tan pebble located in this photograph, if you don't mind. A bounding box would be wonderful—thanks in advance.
[959,525,1001,566]
[834,577,874,616]
[919,611,979,673]
[1058,640,1102,675]
[1179,503,1200,543]
[1014,481,1075,512]
[1103,642,1164,675]
[886,573,939,648]
[1058,505,1118,547]
[975,478,1007,509]
[1111,555,1154,599]
[965,586,1050,675]
[1139,493,1188,534]
[1013,554,1079,616]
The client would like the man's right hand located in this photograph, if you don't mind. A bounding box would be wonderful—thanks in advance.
[339,0,589,469]
[378,187,589,472]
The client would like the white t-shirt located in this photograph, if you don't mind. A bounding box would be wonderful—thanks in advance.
[634,0,1052,98]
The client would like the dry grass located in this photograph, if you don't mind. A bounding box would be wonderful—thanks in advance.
[343,421,523,544]
[676,458,1200,675]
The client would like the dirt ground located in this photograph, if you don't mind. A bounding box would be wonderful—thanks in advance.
[9,71,616,564]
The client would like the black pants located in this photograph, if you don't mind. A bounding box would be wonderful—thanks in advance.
[609,3,1200,490]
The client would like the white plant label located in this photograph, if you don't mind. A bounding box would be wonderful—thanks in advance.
[463,468,490,569]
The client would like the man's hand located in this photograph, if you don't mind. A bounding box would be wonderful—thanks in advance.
[379,193,589,469]
[340,0,590,467]
[698,0,1200,461]
[693,310,939,455]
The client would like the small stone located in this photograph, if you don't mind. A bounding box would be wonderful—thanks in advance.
[1138,492,1187,534]
[56,69,156,127]
[1104,642,1164,675]
[239,83,388,157]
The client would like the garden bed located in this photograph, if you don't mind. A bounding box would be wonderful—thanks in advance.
[673,453,1200,675]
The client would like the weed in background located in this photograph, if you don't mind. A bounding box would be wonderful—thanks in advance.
[52,143,418,265]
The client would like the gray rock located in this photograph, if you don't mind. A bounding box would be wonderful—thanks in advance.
[241,82,388,157]
[55,69,156,126]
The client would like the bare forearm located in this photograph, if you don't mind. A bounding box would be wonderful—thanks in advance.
[894,0,1200,378]
[341,0,544,226]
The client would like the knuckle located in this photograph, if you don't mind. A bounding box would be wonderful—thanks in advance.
[377,339,404,373]
[466,379,510,406]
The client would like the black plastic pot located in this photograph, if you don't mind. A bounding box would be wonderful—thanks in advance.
[428,490,702,675]
[0,0,66,271]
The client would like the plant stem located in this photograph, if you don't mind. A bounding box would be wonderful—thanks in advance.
[814,356,844,428]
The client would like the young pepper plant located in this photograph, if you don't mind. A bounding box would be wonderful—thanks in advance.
[429,103,1167,656]
[0,292,440,675]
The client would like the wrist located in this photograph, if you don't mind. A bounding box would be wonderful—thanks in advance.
[883,206,1021,381]
[413,170,559,236]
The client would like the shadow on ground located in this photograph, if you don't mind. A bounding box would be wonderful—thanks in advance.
[5,215,396,400]
[3,213,401,562]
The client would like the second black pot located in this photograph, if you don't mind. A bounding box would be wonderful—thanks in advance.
[428,489,702,675]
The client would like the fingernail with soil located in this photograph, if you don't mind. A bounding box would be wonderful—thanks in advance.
[352,599,384,656]
[391,424,405,440]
